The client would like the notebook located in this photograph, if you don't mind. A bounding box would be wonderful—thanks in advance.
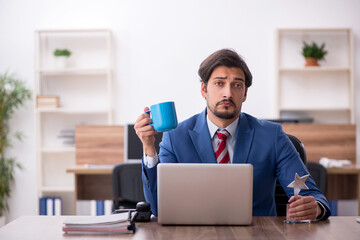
[157,163,253,225]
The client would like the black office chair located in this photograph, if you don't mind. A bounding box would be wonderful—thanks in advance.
[112,162,146,211]
[275,134,307,216]
[306,162,327,195]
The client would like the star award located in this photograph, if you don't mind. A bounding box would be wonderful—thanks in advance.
[286,173,310,223]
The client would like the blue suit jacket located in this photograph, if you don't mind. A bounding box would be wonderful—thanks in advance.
[142,110,330,218]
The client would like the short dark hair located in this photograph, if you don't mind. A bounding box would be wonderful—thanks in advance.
[198,49,252,88]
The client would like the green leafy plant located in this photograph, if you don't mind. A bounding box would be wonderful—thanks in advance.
[0,72,31,216]
[301,41,328,60]
[53,48,72,57]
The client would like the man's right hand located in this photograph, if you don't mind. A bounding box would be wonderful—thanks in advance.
[134,107,157,157]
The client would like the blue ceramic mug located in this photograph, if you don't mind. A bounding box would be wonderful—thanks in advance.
[146,101,178,132]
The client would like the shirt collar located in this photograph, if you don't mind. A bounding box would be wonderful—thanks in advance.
[207,114,239,139]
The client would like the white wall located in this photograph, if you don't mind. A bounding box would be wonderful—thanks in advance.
[0,0,359,222]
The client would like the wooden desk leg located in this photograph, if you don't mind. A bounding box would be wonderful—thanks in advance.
[358,173,360,216]
[74,174,78,215]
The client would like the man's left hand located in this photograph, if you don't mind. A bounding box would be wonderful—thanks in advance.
[288,195,321,221]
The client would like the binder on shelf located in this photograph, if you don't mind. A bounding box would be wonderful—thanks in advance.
[329,200,338,216]
[39,197,62,215]
[104,200,112,215]
[76,200,91,216]
[96,200,104,216]
[39,197,47,215]
[90,200,96,216]
[46,198,53,216]
[54,198,62,215]
[77,200,113,216]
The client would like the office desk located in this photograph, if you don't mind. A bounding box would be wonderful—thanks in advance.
[67,166,113,214]
[327,165,360,216]
[66,165,360,215]
[1,216,359,240]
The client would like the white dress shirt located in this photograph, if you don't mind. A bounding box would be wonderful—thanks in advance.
[207,116,238,163]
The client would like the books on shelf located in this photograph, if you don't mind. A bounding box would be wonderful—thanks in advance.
[62,212,135,234]
[58,128,75,146]
[77,200,112,216]
[39,197,62,215]
[36,95,60,108]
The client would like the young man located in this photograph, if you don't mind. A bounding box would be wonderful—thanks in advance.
[134,49,330,220]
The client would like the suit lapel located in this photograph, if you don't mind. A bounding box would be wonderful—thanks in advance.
[233,113,255,164]
[188,110,217,163]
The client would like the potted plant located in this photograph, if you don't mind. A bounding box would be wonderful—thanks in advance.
[0,72,31,226]
[53,48,72,68]
[301,41,328,67]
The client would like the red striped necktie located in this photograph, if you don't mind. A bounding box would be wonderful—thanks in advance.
[215,129,230,164]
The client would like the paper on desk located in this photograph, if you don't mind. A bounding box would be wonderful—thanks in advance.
[85,163,115,168]
[319,157,352,168]
[63,212,129,225]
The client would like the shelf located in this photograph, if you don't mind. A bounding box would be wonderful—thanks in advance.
[276,28,354,124]
[66,166,113,175]
[279,67,350,72]
[39,147,75,153]
[40,186,74,192]
[278,28,351,33]
[34,29,113,215]
[36,108,110,114]
[280,107,351,112]
[37,68,109,75]
[36,29,110,34]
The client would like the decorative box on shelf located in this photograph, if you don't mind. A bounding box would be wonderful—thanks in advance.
[36,95,60,108]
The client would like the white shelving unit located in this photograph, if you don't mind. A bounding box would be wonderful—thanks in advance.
[34,29,113,214]
[275,28,354,124]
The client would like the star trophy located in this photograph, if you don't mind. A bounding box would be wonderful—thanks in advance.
[285,173,310,223]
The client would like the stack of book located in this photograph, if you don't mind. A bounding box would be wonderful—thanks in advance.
[62,212,135,234]
[36,95,60,108]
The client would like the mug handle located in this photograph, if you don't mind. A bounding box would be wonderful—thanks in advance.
[145,110,154,126]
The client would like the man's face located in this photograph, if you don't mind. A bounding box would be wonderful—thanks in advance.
[201,66,247,122]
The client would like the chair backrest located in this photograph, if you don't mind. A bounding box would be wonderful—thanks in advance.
[287,134,307,164]
[112,163,145,210]
[275,134,307,216]
[306,162,327,195]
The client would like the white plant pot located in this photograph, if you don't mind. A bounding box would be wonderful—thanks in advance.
[0,215,5,227]
[55,56,69,68]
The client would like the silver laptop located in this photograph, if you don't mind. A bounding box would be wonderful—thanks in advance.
[157,163,253,225]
